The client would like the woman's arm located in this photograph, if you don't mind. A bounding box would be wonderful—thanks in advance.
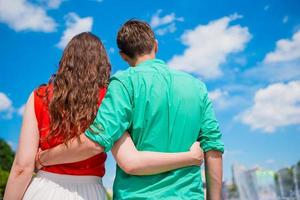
[111,132,204,175]
[4,92,39,200]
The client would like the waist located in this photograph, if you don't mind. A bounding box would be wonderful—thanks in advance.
[114,166,203,199]
[37,170,103,184]
[42,163,106,177]
[41,153,106,176]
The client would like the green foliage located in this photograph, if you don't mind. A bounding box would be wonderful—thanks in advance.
[0,139,15,199]
[274,173,278,182]
[0,168,9,199]
[227,183,239,198]
[0,139,15,171]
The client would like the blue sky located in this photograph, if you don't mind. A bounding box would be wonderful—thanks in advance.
[1,0,300,189]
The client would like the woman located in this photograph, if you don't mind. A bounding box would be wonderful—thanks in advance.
[4,32,203,200]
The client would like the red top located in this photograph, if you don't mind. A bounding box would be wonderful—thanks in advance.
[34,85,107,177]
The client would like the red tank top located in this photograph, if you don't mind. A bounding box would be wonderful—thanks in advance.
[34,85,107,177]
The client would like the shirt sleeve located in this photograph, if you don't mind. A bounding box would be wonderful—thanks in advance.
[85,77,132,152]
[198,84,224,153]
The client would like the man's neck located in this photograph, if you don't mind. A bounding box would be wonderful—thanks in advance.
[131,54,155,67]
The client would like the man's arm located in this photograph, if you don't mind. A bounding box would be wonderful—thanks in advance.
[205,151,223,200]
[38,134,103,167]
[84,77,133,152]
[38,76,132,166]
[198,82,224,200]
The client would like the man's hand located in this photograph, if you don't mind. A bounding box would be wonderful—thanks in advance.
[32,134,104,167]
[35,148,43,172]
[189,142,204,166]
[34,148,44,173]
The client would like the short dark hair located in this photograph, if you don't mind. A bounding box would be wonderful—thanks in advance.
[117,19,155,59]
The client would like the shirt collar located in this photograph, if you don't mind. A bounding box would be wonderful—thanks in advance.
[134,59,165,68]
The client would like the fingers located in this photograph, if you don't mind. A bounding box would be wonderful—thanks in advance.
[34,150,43,171]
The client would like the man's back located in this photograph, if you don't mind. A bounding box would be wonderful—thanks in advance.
[111,59,223,199]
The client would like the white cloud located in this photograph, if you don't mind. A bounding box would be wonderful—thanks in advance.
[167,13,251,79]
[150,10,183,35]
[0,93,12,112]
[209,89,230,110]
[17,104,26,116]
[47,0,63,8]
[0,93,28,119]
[0,0,57,32]
[209,89,227,101]
[264,30,300,63]
[209,88,247,111]
[245,31,300,82]
[156,23,177,36]
[0,92,14,119]
[238,81,300,133]
[282,16,289,24]
[150,10,183,28]
[57,13,93,49]
[43,0,65,9]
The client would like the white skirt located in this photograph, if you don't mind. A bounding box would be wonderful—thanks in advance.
[23,171,107,200]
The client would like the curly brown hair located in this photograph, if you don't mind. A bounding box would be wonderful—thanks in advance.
[39,32,111,144]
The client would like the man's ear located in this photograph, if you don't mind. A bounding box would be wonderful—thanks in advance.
[154,40,158,53]
[119,51,130,62]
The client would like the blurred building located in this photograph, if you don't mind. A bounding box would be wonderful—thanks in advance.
[275,167,294,198]
[223,161,300,200]
[275,162,300,200]
[294,162,300,199]
[231,164,277,200]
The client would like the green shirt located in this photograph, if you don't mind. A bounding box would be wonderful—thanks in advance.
[85,59,224,200]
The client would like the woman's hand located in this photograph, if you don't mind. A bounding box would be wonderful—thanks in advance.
[189,142,204,166]
[112,132,205,176]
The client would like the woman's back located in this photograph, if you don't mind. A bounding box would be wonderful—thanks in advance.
[4,32,110,200]
[34,84,107,177]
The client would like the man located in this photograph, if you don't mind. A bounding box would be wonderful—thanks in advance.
[38,19,224,199]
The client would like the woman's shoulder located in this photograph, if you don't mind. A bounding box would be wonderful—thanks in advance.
[35,84,51,96]
[34,84,52,112]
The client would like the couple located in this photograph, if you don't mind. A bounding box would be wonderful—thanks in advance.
[4,19,224,200]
